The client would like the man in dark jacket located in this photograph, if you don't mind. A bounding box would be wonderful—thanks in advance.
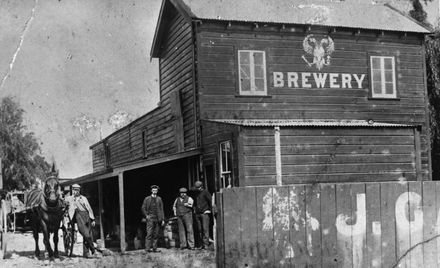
[141,185,164,253]
[193,181,212,249]
[173,187,195,250]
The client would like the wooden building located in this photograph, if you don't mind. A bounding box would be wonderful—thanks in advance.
[62,0,432,253]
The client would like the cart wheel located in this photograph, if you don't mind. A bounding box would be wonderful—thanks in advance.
[63,224,75,257]
[0,200,8,259]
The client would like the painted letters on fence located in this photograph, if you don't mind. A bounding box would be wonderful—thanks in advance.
[217,182,440,268]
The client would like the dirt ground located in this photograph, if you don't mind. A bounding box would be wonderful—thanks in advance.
[1,232,216,268]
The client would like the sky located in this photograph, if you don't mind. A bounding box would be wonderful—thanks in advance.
[0,0,438,179]
[0,0,162,178]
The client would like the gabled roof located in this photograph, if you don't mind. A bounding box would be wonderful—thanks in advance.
[179,0,430,32]
[151,0,431,57]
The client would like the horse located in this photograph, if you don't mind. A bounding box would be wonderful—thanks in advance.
[25,176,66,260]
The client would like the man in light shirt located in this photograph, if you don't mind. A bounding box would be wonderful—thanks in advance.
[173,187,195,250]
[66,184,99,258]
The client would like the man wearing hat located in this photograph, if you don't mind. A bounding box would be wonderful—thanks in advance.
[172,187,195,250]
[193,181,212,249]
[66,184,99,258]
[141,185,164,253]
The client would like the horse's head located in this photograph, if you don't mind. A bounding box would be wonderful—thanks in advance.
[44,176,60,203]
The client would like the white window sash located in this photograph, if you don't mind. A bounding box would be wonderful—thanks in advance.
[371,56,396,98]
[238,50,267,95]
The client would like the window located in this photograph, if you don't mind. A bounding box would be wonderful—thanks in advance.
[238,50,267,95]
[370,56,396,98]
[219,140,233,188]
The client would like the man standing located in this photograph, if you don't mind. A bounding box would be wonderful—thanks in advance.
[173,188,195,250]
[193,181,212,249]
[141,185,164,253]
[67,184,99,258]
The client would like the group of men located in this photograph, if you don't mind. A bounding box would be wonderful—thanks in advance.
[64,181,213,256]
[141,181,212,252]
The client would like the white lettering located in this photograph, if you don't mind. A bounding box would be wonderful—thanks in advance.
[287,72,298,88]
[313,73,327,88]
[329,73,339,88]
[271,72,367,89]
[273,72,284,87]
[302,72,312,88]
[336,193,366,268]
[353,74,365,89]
[336,193,366,236]
[341,74,352,89]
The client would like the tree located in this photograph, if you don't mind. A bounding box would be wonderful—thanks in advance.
[408,0,440,179]
[409,0,428,26]
[0,96,51,190]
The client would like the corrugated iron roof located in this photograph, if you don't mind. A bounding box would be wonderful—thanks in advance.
[207,119,415,127]
[177,0,430,33]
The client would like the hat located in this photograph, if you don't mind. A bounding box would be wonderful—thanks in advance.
[151,185,159,190]
[179,187,188,193]
[194,181,203,188]
[72,184,81,189]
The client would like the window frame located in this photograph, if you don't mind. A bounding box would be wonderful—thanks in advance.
[219,140,233,188]
[237,50,268,96]
[369,55,397,99]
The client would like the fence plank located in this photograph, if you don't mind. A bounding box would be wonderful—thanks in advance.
[336,183,353,268]
[305,184,322,267]
[222,188,242,268]
[366,183,382,268]
[256,187,275,267]
[408,181,424,268]
[321,184,337,267]
[396,182,411,268]
[436,182,440,267]
[422,181,438,268]
[240,187,258,267]
[272,186,292,267]
[351,183,367,268]
[288,185,307,267]
[215,192,225,268]
[382,182,408,268]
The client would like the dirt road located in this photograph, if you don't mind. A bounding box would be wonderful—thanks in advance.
[2,232,216,268]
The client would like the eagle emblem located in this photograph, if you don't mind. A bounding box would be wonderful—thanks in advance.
[302,34,335,70]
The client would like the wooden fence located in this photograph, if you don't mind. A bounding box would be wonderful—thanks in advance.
[215,181,440,268]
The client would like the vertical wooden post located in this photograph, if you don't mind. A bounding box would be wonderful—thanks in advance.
[274,127,282,186]
[414,128,422,180]
[118,172,126,253]
[0,158,3,189]
[98,180,105,248]
[187,158,192,186]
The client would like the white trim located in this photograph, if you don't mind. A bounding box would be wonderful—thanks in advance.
[274,127,282,186]
[370,56,396,98]
[238,50,267,96]
[219,140,232,188]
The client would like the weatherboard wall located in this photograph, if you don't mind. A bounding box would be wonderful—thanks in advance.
[195,23,430,181]
[158,7,196,151]
[91,6,196,172]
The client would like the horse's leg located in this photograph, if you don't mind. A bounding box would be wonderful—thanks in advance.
[40,220,54,261]
[33,225,40,258]
[53,227,59,258]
